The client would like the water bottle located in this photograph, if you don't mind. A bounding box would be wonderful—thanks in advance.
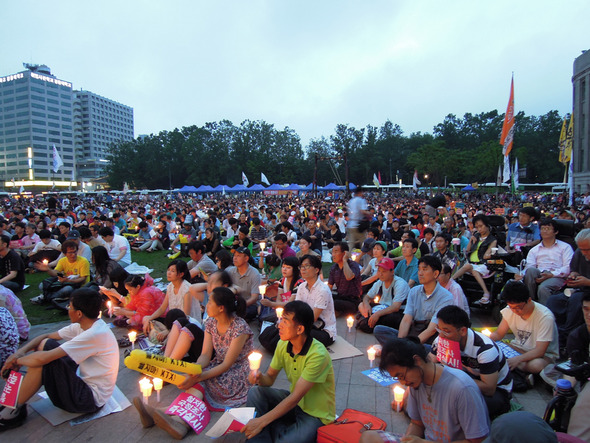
[543,378,578,432]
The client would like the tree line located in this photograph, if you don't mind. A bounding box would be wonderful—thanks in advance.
[105,110,565,190]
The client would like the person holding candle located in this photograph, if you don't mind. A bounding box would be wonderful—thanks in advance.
[429,305,513,417]
[133,286,253,439]
[241,300,336,442]
[111,274,165,329]
[360,337,489,443]
[0,289,119,431]
[357,257,410,334]
[329,242,363,317]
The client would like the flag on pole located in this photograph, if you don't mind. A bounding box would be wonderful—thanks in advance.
[496,164,502,186]
[563,114,574,164]
[222,186,226,196]
[242,172,249,187]
[558,117,568,164]
[412,170,421,191]
[503,154,511,183]
[513,158,520,192]
[569,148,574,206]
[373,173,380,189]
[260,172,270,186]
[52,144,64,173]
[19,185,24,194]
[500,75,515,156]
[378,171,382,185]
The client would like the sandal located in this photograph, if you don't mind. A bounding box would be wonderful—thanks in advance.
[475,295,491,305]
[117,337,131,347]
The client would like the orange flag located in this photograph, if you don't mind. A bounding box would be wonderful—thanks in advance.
[500,75,515,156]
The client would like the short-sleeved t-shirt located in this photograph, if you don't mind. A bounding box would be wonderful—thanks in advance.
[328,259,362,300]
[271,337,335,425]
[55,256,91,285]
[58,319,119,406]
[500,302,559,360]
[394,257,419,284]
[404,283,453,323]
[105,234,131,264]
[367,276,410,306]
[406,365,490,442]
[296,278,337,339]
[227,265,262,300]
[166,280,191,313]
[0,250,25,288]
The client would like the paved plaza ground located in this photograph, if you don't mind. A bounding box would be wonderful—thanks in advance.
[1,310,553,442]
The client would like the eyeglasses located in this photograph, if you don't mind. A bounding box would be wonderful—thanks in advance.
[393,367,408,381]
[507,302,527,312]
[299,265,313,270]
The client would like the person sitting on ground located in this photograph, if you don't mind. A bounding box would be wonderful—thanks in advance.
[514,218,573,306]
[241,300,336,443]
[357,257,410,334]
[227,246,261,321]
[32,240,90,305]
[222,226,253,255]
[92,245,127,292]
[98,226,132,268]
[111,274,165,329]
[78,226,103,250]
[374,255,453,346]
[360,337,489,443]
[272,233,296,259]
[0,234,26,293]
[186,240,218,283]
[301,218,323,256]
[393,237,420,288]
[130,221,152,251]
[323,218,343,250]
[329,242,362,316]
[430,305,513,417]
[0,284,30,341]
[249,217,268,251]
[26,229,62,270]
[0,289,118,431]
[505,207,541,254]
[432,232,458,271]
[141,220,170,253]
[133,287,253,440]
[295,235,319,260]
[167,220,197,258]
[213,249,233,272]
[0,307,19,370]
[203,227,220,258]
[490,280,559,380]
[438,263,470,316]
[451,214,497,305]
[141,260,192,338]
[361,240,388,289]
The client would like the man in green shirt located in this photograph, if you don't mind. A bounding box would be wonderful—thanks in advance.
[241,300,335,442]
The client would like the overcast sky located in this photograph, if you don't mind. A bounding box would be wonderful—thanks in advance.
[2,1,588,147]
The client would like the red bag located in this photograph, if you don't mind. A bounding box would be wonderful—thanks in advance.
[317,408,387,443]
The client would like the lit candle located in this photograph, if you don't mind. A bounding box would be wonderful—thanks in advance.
[248,352,262,376]
[276,307,283,319]
[128,330,137,350]
[152,377,163,402]
[259,285,266,296]
[347,316,354,332]
[352,253,358,261]
[482,328,491,337]
[260,242,266,251]
[393,384,405,412]
[367,347,376,368]
[107,301,113,318]
[316,222,320,228]
[42,259,49,266]
[139,377,153,404]
[374,295,380,304]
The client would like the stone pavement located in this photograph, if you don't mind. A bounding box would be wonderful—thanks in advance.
[2,311,553,442]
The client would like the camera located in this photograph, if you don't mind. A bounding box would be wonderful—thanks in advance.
[555,350,590,381]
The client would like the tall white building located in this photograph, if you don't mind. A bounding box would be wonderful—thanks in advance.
[0,64,134,189]
[74,90,134,180]
[573,50,590,193]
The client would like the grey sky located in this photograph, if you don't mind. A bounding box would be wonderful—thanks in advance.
[2,1,587,147]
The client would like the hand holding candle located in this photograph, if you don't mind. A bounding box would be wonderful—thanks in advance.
[259,285,266,296]
[260,242,266,251]
[152,377,163,402]
[374,295,380,304]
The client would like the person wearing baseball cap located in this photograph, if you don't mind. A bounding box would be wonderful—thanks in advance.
[227,246,260,321]
[357,257,410,333]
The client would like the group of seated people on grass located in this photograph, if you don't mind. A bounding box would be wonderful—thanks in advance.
[1,198,590,442]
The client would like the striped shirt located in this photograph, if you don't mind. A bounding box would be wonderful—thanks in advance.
[432,328,512,393]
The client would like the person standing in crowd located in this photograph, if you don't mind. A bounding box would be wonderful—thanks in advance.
[346,186,369,250]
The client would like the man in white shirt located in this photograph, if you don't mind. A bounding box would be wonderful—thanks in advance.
[98,227,131,268]
[0,289,118,430]
[516,218,573,305]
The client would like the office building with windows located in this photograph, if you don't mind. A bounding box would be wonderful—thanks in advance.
[0,64,134,190]
[573,50,590,193]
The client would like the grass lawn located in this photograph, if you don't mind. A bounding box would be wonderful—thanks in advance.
[21,250,334,326]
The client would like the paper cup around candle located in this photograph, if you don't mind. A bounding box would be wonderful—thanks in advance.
[248,352,262,372]
[346,316,354,331]
[259,285,266,296]
[129,330,137,349]
[260,242,266,251]
[367,347,376,367]
[393,384,405,412]
[276,307,283,319]
[153,377,163,402]
[482,328,491,337]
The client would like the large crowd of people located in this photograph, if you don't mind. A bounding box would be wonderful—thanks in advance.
[0,187,589,442]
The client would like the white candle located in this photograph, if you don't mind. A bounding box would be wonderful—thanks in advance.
[393,384,405,412]
[374,295,380,304]
[482,328,492,337]
[276,307,283,319]
[259,285,266,296]
[152,377,163,402]
[42,259,49,266]
[352,253,359,262]
[248,352,262,375]
[139,377,153,404]
[347,316,354,332]
[260,242,266,251]
[107,301,113,318]
[367,347,376,368]
[129,330,137,350]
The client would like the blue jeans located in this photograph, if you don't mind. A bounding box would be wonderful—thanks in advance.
[374,325,399,347]
[246,386,323,443]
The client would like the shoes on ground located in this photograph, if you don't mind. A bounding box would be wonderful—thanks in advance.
[153,409,189,440]
[0,405,28,432]
[30,294,45,305]
[132,396,155,428]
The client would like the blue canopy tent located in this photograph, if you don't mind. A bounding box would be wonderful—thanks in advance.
[462,185,476,191]
[301,183,314,191]
[228,184,249,192]
[211,185,225,192]
[265,183,284,191]
[248,184,266,191]
[177,185,198,193]
[284,183,302,191]
[321,183,341,191]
